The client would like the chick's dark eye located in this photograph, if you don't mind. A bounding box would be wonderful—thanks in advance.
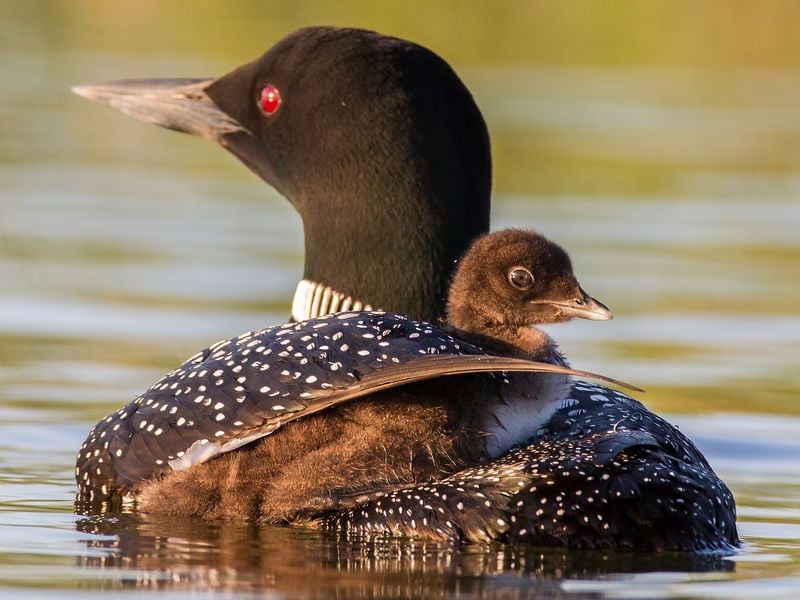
[508,267,534,290]
[259,84,281,115]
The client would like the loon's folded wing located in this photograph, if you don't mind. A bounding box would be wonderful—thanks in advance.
[76,312,639,504]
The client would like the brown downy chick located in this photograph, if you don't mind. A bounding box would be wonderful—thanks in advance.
[447,228,611,363]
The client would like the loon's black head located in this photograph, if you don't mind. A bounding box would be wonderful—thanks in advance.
[72,27,491,322]
[446,229,612,335]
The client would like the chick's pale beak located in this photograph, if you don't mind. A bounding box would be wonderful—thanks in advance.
[72,78,248,140]
[574,292,613,321]
[545,288,613,321]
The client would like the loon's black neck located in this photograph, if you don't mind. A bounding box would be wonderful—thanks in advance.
[287,33,492,323]
[300,189,488,322]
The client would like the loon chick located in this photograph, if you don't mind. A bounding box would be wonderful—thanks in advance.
[76,229,633,521]
[73,26,490,323]
[74,27,738,551]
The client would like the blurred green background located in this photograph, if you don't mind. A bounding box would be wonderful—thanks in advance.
[6,1,800,196]
[1,0,798,419]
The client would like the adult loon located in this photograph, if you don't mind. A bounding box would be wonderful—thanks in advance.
[73,26,738,551]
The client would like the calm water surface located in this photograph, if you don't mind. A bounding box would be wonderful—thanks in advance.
[1,3,799,598]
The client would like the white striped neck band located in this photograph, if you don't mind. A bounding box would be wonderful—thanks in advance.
[291,279,377,322]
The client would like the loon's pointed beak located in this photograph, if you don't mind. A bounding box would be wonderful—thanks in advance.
[546,288,613,321]
[72,78,248,141]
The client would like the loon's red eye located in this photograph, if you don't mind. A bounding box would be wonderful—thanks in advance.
[259,84,281,115]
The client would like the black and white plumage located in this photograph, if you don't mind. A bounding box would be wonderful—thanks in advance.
[75,310,633,505]
[75,228,737,552]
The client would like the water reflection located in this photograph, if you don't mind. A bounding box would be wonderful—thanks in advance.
[74,513,735,596]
